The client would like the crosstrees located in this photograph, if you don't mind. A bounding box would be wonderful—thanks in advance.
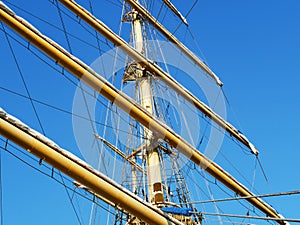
[57,0,259,156]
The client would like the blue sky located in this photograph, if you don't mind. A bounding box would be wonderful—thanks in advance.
[193,0,300,221]
[0,0,300,224]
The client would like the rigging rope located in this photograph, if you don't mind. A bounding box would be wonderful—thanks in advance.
[0,140,3,225]
[0,24,147,141]
[0,1,284,225]
[187,161,264,220]
[54,0,109,176]
[55,0,73,54]
[1,22,46,135]
[0,138,119,217]
[257,156,269,183]
[0,85,145,139]
[58,172,84,225]
[1,21,86,217]
[190,189,300,204]
[197,211,299,223]
[168,0,197,37]
[3,0,118,56]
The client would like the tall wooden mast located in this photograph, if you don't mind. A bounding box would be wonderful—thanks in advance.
[130,2,164,204]
[57,0,259,156]
[0,109,182,225]
[0,2,287,224]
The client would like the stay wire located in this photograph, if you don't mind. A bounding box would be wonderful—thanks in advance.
[0,139,119,217]
[2,0,102,50]
[247,158,258,219]
[88,1,122,224]
[219,87,256,157]
[155,0,165,24]
[221,87,245,138]
[4,0,124,63]
[154,78,256,156]
[58,172,84,225]
[54,0,108,175]
[54,0,73,54]
[187,27,208,65]
[202,170,232,225]
[48,0,127,62]
[189,188,300,205]
[0,8,148,141]
[56,2,105,222]
[257,156,269,183]
[170,0,198,37]
[0,140,3,225]
[1,22,46,136]
[197,87,223,149]
[0,23,147,140]
[196,211,300,223]
[1,139,82,225]
[191,164,258,217]
[218,151,260,194]
[88,0,106,72]
[0,85,144,140]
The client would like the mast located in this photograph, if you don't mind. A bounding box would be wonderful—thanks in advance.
[57,0,259,155]
[0,109,182,225]
[131,3,164,204]
[124,0,221,84]
[0,2,287,224]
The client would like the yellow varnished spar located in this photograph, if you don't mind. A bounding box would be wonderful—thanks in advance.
[0,3,286,224]
[0,111,183,225]
[125,0,217,82]
[161,0,188,26]
[57,0,259,156]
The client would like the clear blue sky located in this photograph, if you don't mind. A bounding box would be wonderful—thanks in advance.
[0,0,300,224]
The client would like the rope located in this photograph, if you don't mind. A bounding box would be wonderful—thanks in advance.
[0,140,4,225]
[190,189,300,204]
[197,211,300,223]
[58,172,84,225]
[2,0,102,50]
[170,0,198,36]
[0,139,118,217]
[54,0,73,54]
[0,85,144,139]
[257,156,269,183]
[0,23,147,141]
[1,22,46,135]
